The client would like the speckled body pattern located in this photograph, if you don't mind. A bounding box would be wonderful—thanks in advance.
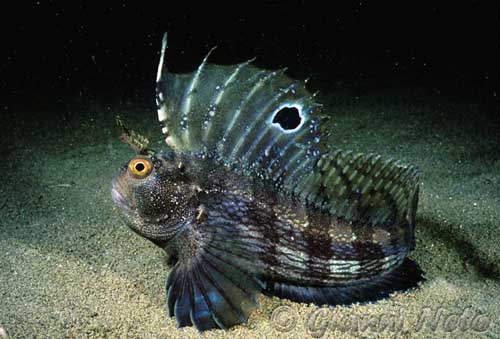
[115,151,410,283]
[111,33,423,331]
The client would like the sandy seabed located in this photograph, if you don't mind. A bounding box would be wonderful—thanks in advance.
[1,85,499,338]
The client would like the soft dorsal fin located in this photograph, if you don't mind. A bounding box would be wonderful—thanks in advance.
[156,33,326,184]
[291,150,420,227]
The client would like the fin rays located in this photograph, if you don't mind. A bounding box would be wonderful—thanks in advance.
[155,46,324,183]
[203,58,255,144]
[166,246,261,331]
[263,258,425,306]
[155,37,418,227]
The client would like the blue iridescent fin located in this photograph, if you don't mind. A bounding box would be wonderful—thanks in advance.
[166,246,262,331]
[262,258,424,306]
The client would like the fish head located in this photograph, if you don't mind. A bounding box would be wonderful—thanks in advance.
[111,150,198,244]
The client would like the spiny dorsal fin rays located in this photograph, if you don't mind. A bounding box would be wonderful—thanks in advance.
[156,33,195,149]
[157,72,194,149]
[202,58,256,146]
[180,46,218,150]
[217,69,280,158]
[154,34,420,234]
[211,67,271,157]
[155,35,323,188]
[156,32,168,83]
[227,75,301,163]
[156,32,169,136]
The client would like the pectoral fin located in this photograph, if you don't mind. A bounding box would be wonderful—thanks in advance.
[166,249,261,331]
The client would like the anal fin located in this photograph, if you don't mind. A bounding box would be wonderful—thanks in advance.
[263,258,425,306]
[166,249,262,331]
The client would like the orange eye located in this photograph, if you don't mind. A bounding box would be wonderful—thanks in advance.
[128,158,152,178]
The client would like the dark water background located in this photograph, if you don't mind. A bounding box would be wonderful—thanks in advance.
[2,2,497,121]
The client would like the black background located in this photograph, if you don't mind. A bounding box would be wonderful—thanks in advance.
[1,1,498,114]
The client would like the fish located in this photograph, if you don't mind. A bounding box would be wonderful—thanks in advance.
[111,33,424,331]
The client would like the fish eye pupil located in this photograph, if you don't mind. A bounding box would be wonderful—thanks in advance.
[135,162,145,172]
[129,159,151,177]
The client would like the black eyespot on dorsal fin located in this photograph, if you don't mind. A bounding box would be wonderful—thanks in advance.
[154,35,420,227]
[155,32,325,187]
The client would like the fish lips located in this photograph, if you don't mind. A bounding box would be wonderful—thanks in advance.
[111,175,134,213]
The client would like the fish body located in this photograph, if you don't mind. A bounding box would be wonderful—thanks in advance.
[111,33,424,331]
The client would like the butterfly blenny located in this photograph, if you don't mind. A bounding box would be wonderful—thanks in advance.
[111,33,424,331]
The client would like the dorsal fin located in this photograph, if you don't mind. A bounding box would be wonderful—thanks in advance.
[155,33,326,185]
[292,150,420,227]
[155,33,420,227]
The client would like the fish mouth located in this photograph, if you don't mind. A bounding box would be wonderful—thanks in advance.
[111,179,132,212]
